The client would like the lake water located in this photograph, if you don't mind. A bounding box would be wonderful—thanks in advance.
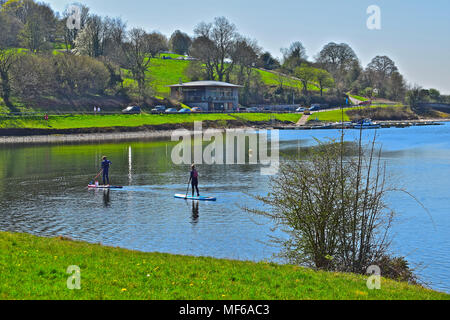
[0,123,449,293]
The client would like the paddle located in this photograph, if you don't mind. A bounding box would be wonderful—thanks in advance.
[90,169,103,185]
[185,177,191,199]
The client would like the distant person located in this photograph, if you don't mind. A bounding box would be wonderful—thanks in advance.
[189,164,200,197]
[94,106,97,114]
[101,156,112,186]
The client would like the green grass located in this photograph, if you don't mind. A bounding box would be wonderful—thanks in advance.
[308,105,406,123]
[349,94,369,102]
[0,232,447,300]
[122,57,319,96]
[0,113,302,130]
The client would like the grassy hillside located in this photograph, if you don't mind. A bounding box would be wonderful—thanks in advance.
[0,232,447,300]
[123,56,319,96]
[308,105,407,122]
[0,113,302,130]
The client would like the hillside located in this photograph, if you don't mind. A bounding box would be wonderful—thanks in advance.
[123,54,320,96]
[1,232,448,300]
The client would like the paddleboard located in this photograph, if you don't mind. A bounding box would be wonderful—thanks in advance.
[88,185,123,189]
[174,194,217,201]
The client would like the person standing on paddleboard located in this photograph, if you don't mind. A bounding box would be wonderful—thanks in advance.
[101,156,112,186]
[189,164,200,197]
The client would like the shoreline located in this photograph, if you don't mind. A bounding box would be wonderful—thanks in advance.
[1,119,448,145]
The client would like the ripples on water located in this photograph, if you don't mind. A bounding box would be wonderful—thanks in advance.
[0,123,449,293]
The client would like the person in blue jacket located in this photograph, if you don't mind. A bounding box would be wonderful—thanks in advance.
[101,156,112,185]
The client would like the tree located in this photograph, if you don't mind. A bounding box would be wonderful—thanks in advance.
[258,51,280,70]
[366,55,398,96]
[281,41,307,71]
[387,71,406,102]
[0,48,19,111]
[190,35,215,80]
[192,17,237,82]
[145,31,168,58]
[295,64,315,95]
[314,69,334,97]
[169,30,191,55]
[74,14,108,57]
[121,28,152,101]
[18,2,56,52]
[231,37,259,86]
[406,85,423,110]
[62,3,90,52]
[316,42,359,91]
[428,88,441,102]
[247,136,398,275]
[0,11,23,48]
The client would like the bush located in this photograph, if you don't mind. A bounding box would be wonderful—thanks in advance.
[12,53,110,100]
[248,137,402,275]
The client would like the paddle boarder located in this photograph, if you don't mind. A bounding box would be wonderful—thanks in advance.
[101,156,112,186]
[189,164,200,198]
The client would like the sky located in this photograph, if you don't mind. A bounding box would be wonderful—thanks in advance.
[47,0,450,94]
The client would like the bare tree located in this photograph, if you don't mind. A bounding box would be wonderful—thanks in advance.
[0,49,19,111]
[145,31,169,58]
[121,28,152,101]
[281,41,308,71]
[247,135,398,275]
[190,35,216,80]
[192,17,237,82]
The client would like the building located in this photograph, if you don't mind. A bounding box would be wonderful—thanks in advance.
[169,81,242,111]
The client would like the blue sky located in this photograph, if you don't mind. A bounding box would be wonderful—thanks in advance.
[48,0,450,93]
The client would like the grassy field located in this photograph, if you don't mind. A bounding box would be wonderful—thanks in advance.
[349,94,369,102]
[122,56,318,96]
[0,232,448,300]
[308,105,406,123]
[0,113,303,130]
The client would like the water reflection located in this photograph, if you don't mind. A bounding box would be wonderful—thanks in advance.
[191,201,199,225]
[103,189,111,207]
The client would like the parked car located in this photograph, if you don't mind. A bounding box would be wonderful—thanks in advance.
[237,107,247,112]
[165,108,178,113]
[179,108,192,113]
[122,106,141,114]
[191,107,203,113]
[296,107,306,113]
[309,105,320,111]
[152,105,166,113]
[247,107,259,112]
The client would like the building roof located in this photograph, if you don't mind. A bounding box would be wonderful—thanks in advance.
[168,81,243,88]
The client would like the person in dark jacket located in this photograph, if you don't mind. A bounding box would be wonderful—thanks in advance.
[189,164,200,197]
[101,156,112,185]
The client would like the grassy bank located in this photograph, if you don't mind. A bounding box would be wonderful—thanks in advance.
[308,105,408,123]
[0,232,448,300]
[0,113,302,130]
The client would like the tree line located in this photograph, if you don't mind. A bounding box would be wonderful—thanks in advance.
[0,0,448,112]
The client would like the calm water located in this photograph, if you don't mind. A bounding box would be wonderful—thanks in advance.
[0,124,449,293]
